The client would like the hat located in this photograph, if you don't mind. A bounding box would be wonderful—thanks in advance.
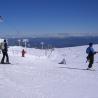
[89,42,93,46]
[4,39,6,42]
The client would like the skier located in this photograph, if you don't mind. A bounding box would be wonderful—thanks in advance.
[1,39,10,64]
[21,49,26,57]
[86,43,97,70]
[59,58,66,64]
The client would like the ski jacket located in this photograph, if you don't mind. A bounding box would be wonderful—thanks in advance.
[2,42,8,52]
[86,47,96,55]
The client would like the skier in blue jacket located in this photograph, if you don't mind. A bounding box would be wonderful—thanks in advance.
[86,43,97,70]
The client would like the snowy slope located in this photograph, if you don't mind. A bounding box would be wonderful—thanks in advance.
[0,45,98,98]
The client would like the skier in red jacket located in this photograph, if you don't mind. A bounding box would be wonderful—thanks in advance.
[22,49,26,57]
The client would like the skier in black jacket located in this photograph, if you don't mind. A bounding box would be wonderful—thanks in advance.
[1,39,10,64]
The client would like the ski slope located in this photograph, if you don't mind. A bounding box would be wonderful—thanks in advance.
[0,45,98,98]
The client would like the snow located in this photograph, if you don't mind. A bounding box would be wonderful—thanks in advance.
[0,38,4,42]
[0,45,98,98]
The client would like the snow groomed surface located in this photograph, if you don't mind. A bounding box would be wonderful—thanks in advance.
[0,45,98,98]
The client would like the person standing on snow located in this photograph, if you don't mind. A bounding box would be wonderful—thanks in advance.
[86,43,97,70]
[1,39,10,64]
[21,49,26,57]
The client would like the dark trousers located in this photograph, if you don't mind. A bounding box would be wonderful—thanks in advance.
[87,55,94,68]
[1,51,9,63]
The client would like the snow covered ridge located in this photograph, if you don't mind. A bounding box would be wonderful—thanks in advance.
[0,45,98,98]
[8,45,98,59]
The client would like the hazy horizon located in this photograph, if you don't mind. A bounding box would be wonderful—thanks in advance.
[0,32,98,38]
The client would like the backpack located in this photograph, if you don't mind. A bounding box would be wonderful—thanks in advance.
[0,42,4,50]
[86,47,91,54]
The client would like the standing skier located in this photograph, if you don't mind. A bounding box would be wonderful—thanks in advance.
[1,39,10,64]
[21,49,26,57]
[86,43,97,70]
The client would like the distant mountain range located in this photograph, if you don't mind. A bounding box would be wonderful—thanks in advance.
[6,36,98,48]
[0,32,98,38]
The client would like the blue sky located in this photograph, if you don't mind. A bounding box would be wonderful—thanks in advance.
[0,0,98,37]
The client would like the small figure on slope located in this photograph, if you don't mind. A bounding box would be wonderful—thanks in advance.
[59,58,66,64]
[21,49,26,57]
